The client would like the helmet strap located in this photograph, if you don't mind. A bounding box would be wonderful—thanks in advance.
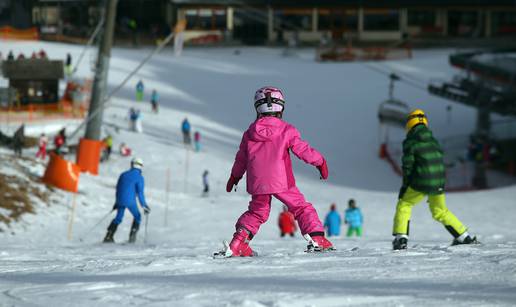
[266,92,272,108]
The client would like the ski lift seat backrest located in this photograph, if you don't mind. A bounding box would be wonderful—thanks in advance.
[378,98,409,128]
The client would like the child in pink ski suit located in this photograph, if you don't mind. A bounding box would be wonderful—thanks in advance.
[221,86,333,257]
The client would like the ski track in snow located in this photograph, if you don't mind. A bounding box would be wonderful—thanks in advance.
[1,42,516,306]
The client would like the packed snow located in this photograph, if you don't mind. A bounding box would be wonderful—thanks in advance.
[0,41,515,306]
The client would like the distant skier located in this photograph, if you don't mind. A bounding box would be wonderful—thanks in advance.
[101,135,113,162]
[53,128,66,155]
[134,109,143,133]
[65,53,72,77]
[392,109,478,250]
[136,80,144,102]
[202,170,209,197]
[36,133,48,160]
[344,199,363,237]
[150,89,159,113]
[181,117,191,145]
[12,124,25,157]
[324,203,341,237]
[104,158,151,243]
[194,131,201,152]
[215,86,333,258]
[278,206,296,237]
[119,142,132,157]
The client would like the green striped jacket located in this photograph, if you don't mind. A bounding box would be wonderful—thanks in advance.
[402,124,446,195]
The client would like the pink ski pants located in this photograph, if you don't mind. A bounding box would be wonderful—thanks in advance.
[236,186,324,236]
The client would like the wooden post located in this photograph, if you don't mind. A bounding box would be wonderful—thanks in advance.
[67,193,77,240]
[165,167,171,226]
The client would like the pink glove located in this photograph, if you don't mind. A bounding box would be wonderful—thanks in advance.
[226,175,241,192]
[317,159,328,180]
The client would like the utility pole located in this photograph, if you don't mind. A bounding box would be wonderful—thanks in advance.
[85,0,118,140]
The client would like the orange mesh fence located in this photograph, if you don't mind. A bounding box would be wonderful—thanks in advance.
[0,26,39,41]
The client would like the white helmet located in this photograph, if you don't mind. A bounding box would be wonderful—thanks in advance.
[131,157,143,169]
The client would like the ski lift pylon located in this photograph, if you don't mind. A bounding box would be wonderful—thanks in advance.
[378,73,410,128]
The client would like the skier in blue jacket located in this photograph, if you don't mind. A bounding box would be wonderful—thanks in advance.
[324,203,341,237]
[345,199,363,237]
[104,158,151,243]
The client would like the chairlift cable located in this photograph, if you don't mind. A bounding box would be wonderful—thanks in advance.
[67,30,177,141]
[72,13,105,74]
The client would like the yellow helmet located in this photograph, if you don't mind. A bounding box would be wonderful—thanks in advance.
[406,109,428,131]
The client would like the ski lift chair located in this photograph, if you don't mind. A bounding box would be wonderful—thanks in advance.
[378,98,410,129]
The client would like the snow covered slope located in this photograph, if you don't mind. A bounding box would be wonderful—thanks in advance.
[0,42,515,306]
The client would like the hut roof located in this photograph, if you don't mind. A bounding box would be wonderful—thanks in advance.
[2,59,64,80]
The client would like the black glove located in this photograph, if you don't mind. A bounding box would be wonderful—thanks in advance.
[143,206,151,215]
[112,203,118,211]
[398,186,408,200]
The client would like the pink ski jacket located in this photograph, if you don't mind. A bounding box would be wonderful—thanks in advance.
[231,117,324,195]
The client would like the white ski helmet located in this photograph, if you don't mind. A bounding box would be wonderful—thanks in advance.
[254,86,285,116]
[131,157,144,169]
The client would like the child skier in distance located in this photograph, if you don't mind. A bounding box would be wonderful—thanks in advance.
[215,86,333,258]
[278,206,296,237]
[344,199,363,237]
[324,203,341,237]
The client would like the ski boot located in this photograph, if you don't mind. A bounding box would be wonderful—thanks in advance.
[103,221,118,243]
[213,228,256,258]
[392,234,408,250]
[304,232,335,252]
[128,220,140,243]
[452,232,479,246]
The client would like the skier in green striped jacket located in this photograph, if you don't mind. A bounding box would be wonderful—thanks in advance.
[392,109,478,250]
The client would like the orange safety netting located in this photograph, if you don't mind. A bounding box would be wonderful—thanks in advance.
[0,26,39,40]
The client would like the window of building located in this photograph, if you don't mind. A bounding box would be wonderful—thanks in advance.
[275,9,312,31]
[186,8,226,30]
[364,10,399,31]
[448,10,479,37]
[492,11,516,36]
[318,9,358,32]
[408,10,436,27]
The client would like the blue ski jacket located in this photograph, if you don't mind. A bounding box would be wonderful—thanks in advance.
[182,119,191,133]
[151,91,159,102]
[136,81,144,92]
[324,210,341,236]
[115,168,148,209]
[345,208,363,228]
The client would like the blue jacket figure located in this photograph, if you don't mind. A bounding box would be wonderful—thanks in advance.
[324,203,341,237]
[181,117,191,145]
[345,199,363,237]
[104,158,151,243]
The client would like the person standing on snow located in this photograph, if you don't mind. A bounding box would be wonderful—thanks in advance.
[135,80,144,102]
[181,117,191,145]
[101,135,113,162]
[324,203,341,237]
[278,206,296,237]
[150,89,159,113]
[392,109,478,250]
[36,133,48,160]
[194,131,201,152]
[12,124,25,157]
[215,86,334,258]
[202,170,209,197]
[104,158,151,243]
[344,199,363,237]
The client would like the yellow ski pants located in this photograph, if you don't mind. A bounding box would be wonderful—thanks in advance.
[393,187,467,236]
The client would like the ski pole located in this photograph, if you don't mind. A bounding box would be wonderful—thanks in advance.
[143,213,149,244]
[78,208,115,242]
